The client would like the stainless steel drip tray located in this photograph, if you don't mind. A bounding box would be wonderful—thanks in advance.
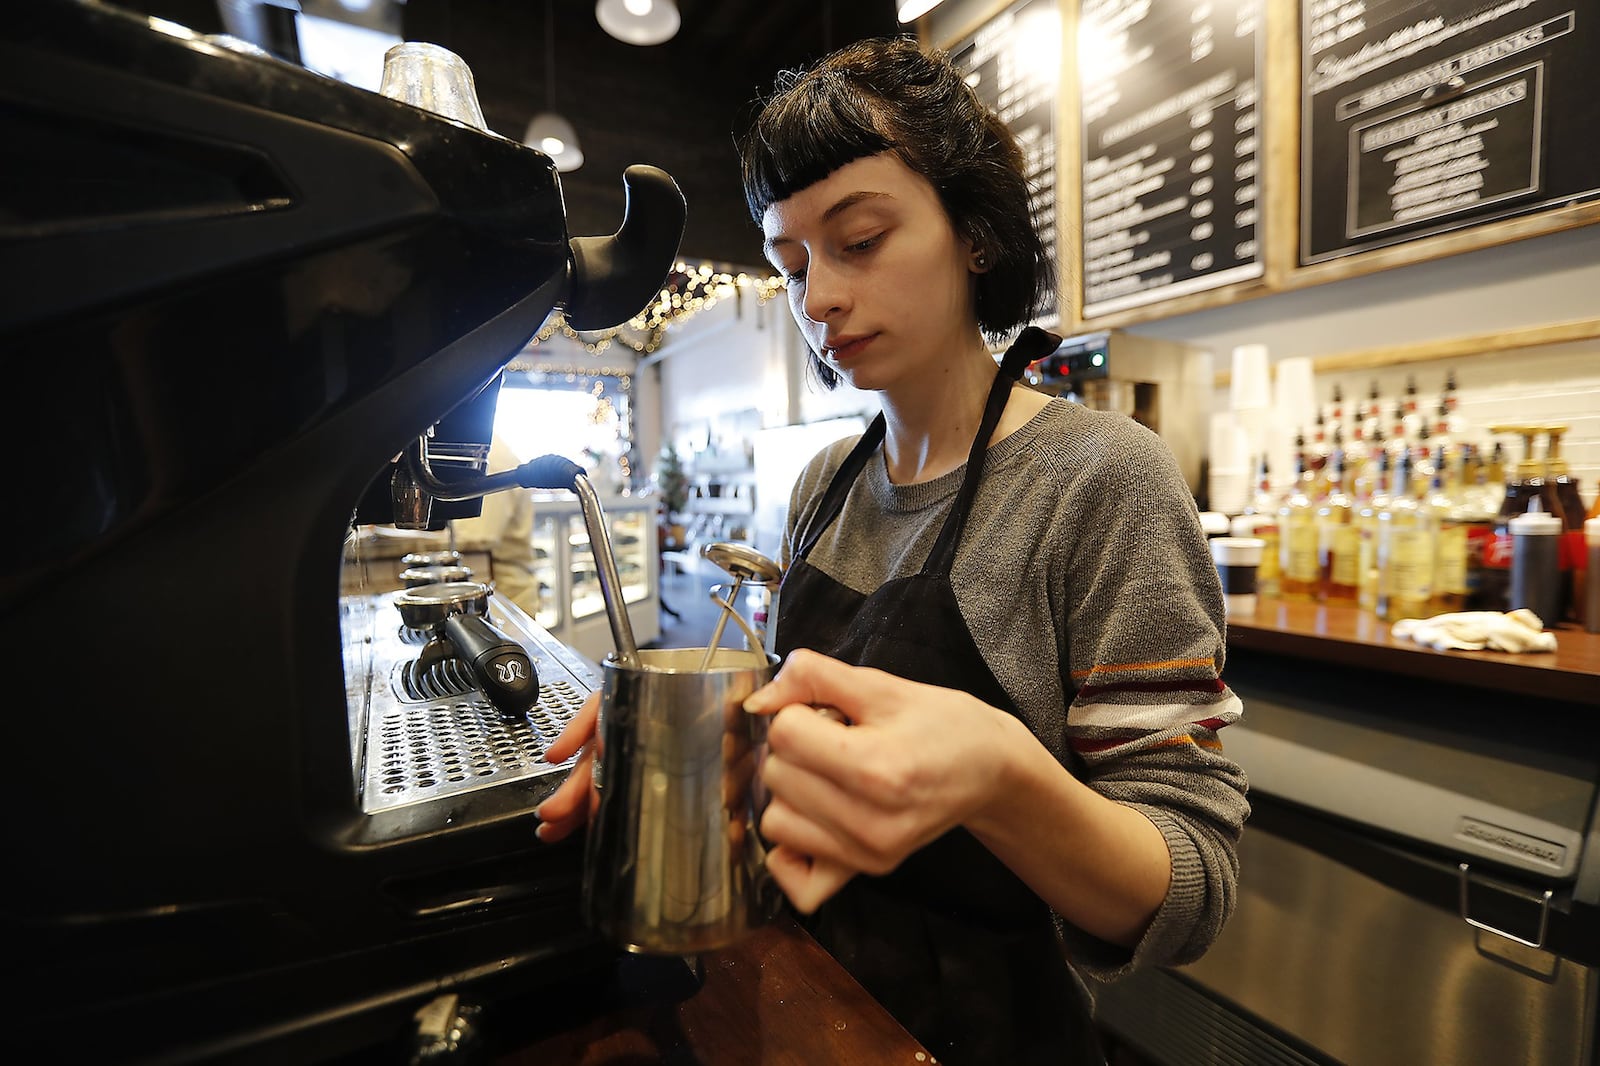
[353,593,600,814]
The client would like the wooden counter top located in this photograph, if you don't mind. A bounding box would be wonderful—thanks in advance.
[1224,599,1600,707]
[495,914,929,1064]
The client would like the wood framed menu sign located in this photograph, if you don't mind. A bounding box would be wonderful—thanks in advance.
[1301,0,1600,265]
[1076,0,1266,319]
[947,0,1062,328]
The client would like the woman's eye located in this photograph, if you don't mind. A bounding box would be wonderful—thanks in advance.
[846,234,882,253]
[783,267,807,283]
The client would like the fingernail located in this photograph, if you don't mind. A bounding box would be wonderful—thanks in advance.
[744,692,773,713]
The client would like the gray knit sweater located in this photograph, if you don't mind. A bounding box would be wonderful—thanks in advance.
[780,394,1250,979]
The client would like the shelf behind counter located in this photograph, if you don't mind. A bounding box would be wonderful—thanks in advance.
[1223,600,1600,708]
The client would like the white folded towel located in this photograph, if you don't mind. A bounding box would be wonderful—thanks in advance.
[1390,609,1558,653]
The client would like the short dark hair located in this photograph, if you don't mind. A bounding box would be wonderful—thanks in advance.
[737,35,1054,388]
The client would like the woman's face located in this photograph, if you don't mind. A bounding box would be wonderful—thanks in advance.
[761,152,980,393]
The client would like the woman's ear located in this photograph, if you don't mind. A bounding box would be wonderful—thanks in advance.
[968,246,990,274]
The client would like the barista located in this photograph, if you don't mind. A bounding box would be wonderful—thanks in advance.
[538,36,1249,1066]
[450,434,541,618]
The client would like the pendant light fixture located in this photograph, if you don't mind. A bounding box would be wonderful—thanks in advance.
[897,0,948,22]
[523,0,584,172]
[595,0,680,46]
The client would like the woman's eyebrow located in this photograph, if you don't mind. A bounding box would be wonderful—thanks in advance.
[821,190,892,222]
[763,191,894,257]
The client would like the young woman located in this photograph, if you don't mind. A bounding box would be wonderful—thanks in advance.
[540,36,1249,1065]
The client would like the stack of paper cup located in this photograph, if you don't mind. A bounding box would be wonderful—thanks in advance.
[1270,356,1317,491]
[1208,411,1251,515]
[1229,344,1272,479]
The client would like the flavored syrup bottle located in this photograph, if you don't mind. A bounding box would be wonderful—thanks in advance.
[1365,379,1383,440]
[1439,368,1473,443]
[1328,382,1345,439]
[1239,454,1282,598]
[1432,401,1454,465]
[1403,374,1421,438]
[1357,446,1392,612]
[1426,466,1467,613]
[1486,439,1507,488]
[1310,411,1330,478]
[1377,449,1436,622]
[1389,401,1410,459]
[1278,450,1321,601]
[1317,449,1359,605]
[1412,422,1436,491]
[1457,444,1498,610]
[1346,412,1370,471]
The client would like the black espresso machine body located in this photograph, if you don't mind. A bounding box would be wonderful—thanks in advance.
[1,4,684,1060]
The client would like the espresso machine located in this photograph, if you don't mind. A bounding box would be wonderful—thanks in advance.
[2,3,685,1061]
[1027,330,1213,497]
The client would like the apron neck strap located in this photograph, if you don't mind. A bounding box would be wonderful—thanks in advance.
[921,327,1060,577]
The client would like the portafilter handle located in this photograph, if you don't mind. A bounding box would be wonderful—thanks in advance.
[443,613,539,718]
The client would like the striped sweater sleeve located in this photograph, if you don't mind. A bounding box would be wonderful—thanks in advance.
[1054,427,1249,980]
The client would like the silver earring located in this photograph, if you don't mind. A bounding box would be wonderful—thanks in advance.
[975,253,987,269]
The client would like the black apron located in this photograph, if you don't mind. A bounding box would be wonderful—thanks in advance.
[773,328,1105,1066]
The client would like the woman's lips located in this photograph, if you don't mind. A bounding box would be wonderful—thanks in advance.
[824,334,876,361]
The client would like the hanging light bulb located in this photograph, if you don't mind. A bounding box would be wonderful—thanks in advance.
[595,0,680,46]
[524,0,583,171]
[525,111,583,171]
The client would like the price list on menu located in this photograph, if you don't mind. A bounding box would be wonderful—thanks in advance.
[1301,0,1600,264]
[1078,0,1264,319]
[949,0,1060,328]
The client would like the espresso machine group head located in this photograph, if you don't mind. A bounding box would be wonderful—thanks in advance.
[1,4,684,1060]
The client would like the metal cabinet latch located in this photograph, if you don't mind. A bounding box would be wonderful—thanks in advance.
[1458,862,1552,949]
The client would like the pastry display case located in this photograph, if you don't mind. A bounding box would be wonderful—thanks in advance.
[530,494,660,663]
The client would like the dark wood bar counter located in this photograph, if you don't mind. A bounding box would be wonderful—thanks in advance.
[493,914,929,1064]
[1224,600,1600,707]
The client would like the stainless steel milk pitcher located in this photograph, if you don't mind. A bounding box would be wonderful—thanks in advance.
[582,647,783,954]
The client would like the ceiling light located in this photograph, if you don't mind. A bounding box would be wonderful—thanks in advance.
[897,0,947,22]
[525,0,583,171]
[595,0,680,46]
[524,112,584,171]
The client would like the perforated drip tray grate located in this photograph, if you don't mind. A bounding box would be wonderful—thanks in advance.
[363,675,591,812]
[354,595,599,814]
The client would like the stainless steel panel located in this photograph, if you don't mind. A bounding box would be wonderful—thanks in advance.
[1180,827,1598,1066]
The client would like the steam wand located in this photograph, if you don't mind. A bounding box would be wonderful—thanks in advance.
[402,439,641,669]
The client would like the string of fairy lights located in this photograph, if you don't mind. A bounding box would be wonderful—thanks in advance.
[522,261,788,356]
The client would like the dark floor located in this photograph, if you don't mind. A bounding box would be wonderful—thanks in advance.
[648,565,743,650]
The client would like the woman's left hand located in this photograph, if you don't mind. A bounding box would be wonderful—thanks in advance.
[744,648,1019,912]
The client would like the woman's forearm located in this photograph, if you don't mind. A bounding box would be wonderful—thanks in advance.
[966,713,1171,947]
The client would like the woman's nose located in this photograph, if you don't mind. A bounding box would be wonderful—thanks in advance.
[802,260,847,324]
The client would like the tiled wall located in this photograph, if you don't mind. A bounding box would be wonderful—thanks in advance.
[1311,339,1599,513]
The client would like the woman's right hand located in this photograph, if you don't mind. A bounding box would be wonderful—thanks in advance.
[534,690,600,843]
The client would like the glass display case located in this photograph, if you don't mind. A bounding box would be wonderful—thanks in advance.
[528,494,660,664]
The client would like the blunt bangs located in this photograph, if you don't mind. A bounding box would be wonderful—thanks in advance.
[740,71,896,224]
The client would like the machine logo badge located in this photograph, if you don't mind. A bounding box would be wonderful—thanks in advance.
[1457,817,1565,869]
[494,659,528,684]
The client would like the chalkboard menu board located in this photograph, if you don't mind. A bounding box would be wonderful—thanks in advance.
[948,0,1061,328]
[1301,0,1600,264]
[1077,0,1265,319]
